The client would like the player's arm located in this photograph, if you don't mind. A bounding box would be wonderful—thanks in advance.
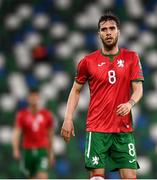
[47,127,54,167]
[12,127,22,160]
[61,81,83,143]
[117,81,143,116]
[129,81,143,106]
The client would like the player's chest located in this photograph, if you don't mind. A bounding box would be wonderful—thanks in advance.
[89,57,130,82]
[24,113,46,131]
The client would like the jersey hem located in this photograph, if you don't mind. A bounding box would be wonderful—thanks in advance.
[22,145,49,149]
[86,129,134,133]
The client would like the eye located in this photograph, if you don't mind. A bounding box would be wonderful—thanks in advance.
[100,27,107,32]
[110,26,116,30]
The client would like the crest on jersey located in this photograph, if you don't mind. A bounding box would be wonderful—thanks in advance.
[36,114,43,123]
[32,114,43,132]
[117,59,124,67]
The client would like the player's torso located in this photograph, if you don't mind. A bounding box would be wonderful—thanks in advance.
[87,49,131,88]
[85,49,134,132]
[22,109,48,133]
[20,109,51,148]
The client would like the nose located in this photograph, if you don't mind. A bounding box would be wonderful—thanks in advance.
[106,29,111,35]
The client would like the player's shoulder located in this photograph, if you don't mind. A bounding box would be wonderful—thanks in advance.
[84,49,100,60]
[17,108,28,115]
[121,48,138,56]
[40,108,53,115]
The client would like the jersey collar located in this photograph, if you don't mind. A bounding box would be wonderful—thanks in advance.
[100,48,120,62]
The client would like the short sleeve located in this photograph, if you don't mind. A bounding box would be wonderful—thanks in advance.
[130,52,144,81]
[15,111,23,129]
[75,58,89,84]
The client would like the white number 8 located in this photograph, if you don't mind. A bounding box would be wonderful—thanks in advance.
[128,143,135,157]
[108,70,116,84]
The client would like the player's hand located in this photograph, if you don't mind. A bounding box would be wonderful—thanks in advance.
[116,102,132,116]
[60,120,75,143]
[13,149,21,160]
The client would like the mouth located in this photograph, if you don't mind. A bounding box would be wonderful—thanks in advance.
[106,37,113,41]
[105,39,113,44]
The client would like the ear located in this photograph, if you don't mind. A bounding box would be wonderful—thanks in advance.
[118,29,120,36]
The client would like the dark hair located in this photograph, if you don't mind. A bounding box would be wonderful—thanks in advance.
[29,87,39,94]
[98,11,120,30]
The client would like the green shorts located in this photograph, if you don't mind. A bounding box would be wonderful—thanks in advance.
[20,148,49,177]
[85,132,139,171]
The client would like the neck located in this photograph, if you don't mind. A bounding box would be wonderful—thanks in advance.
[29,105,39,114]
[102,45,119,55]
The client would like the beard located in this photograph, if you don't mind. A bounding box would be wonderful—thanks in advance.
[101,35,118,50]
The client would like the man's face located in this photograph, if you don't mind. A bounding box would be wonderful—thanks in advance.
[28,92,40,106]
[98,20,120,49]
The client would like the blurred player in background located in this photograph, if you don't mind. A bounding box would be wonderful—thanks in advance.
[12,88,54,179]
[61,11,144,179]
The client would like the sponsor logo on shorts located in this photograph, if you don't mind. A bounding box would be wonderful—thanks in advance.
[129,159,136,163]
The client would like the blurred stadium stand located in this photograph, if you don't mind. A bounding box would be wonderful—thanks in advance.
[0,0,157,178]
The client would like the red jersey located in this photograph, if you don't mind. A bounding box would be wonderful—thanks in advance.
[15,108,53,149]
[75,48,144,133]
